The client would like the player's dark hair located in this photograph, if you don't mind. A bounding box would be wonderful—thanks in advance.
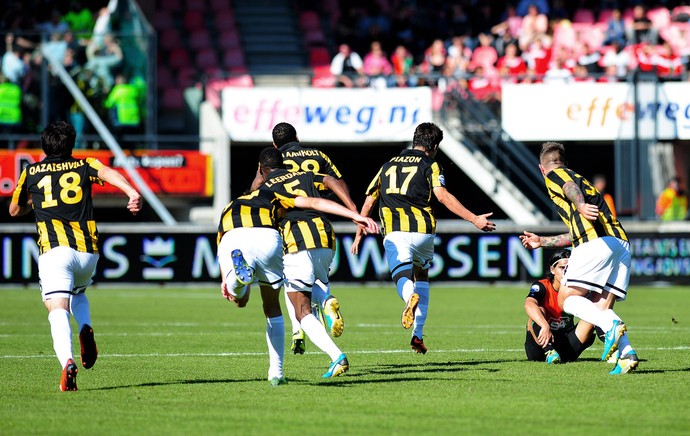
[41,121,75,158]
[547,249,571,281]
[413,122,443,152]
[259,147,285,170]
[272,122,298,147]
[539,142,566,167]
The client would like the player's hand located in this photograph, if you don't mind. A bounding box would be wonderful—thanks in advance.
[127,193,143,215]
[473,212,496,232]
[221,281,233,301]
[354,216,379,235]
[351,230,363,255]
[537,325,554,348]
[520,231,541,249]
[577,203,599,221]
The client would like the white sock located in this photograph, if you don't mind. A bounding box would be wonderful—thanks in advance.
[312,279,329,308]
[413,281,430,339]
[563,296,618,332]
[283,286,301,334]
[69,293,91,331]
[48,309,73,368]
[396,276,414,302]
[301,313,342,361]
[265,316,284,379]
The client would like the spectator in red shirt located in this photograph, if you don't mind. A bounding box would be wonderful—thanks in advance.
[523,37,551,75]
[654,42,682,77]
[496,43,527,76]
[467,65,499,101]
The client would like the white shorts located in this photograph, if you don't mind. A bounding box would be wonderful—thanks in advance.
[217,227,285,292]
[283,247,334,293]
[38,246,99,301]
[383,231,435,276]
[563,236,631,300]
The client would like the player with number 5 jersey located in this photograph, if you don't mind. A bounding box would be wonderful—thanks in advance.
[251,122,356,357]
[351,122,496,354]
[10,121,142,392]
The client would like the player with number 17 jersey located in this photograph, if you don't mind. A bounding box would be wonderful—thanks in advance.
[365,148,442,236]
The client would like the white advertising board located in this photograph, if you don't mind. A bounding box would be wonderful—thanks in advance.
[221,87,433,142]
[501,82,690,141]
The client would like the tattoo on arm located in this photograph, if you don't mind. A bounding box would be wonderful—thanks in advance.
[541,233,572,248]
[563,181,585,208]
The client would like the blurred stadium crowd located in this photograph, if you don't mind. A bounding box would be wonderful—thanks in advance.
[316,0,690,101]
[0,0,144,145]
[4,0,690,143]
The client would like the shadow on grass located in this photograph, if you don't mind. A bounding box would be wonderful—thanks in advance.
[634,367,690,374]
[304,359,521,387]
[89,377,265,391]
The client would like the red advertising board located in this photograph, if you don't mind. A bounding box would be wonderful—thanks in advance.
[0,149,213,197]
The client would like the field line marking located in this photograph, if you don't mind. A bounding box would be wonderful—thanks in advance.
[2,346,689,359]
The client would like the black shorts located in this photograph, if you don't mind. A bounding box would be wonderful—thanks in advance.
[525,323,596,363]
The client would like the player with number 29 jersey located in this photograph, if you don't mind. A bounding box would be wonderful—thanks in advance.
[12,156,104,255]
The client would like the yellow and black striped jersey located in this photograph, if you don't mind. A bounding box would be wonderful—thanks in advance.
[11,156,104,255]
[279,142,343,179]
[366,149,444,236]
[217,188,297,244]
[545,167,628,247]
[261,168,335,253]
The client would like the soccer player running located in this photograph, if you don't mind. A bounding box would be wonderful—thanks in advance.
[219,148,378,383]
[9,121,142,391]
[525,249,596,364]
[251,122,355,355]
[351,122,495,353]
[519,141,638,374]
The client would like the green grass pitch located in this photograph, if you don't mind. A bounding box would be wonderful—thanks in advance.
[1,284,689,435]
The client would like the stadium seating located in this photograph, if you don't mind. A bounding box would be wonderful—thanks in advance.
[183,10,205,31]
[308,47,331,68]
[299,11,321,31]
[159,28,183,52]
[222,48,247,71]
[196,47,220,71]
[168,47,191,69]
[597,9,614,24]
[161,87,185,110]
[188,29,213,51]
[217,30,241,50]
[572,8,595,23]
[153,10,176,30]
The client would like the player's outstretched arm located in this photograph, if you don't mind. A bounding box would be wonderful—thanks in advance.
[433,186,496,232]
[295,196,379,235]
[97,166,143,215]
[323,175,358,212]
[351,195,377,255]
[519,231,571,249]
